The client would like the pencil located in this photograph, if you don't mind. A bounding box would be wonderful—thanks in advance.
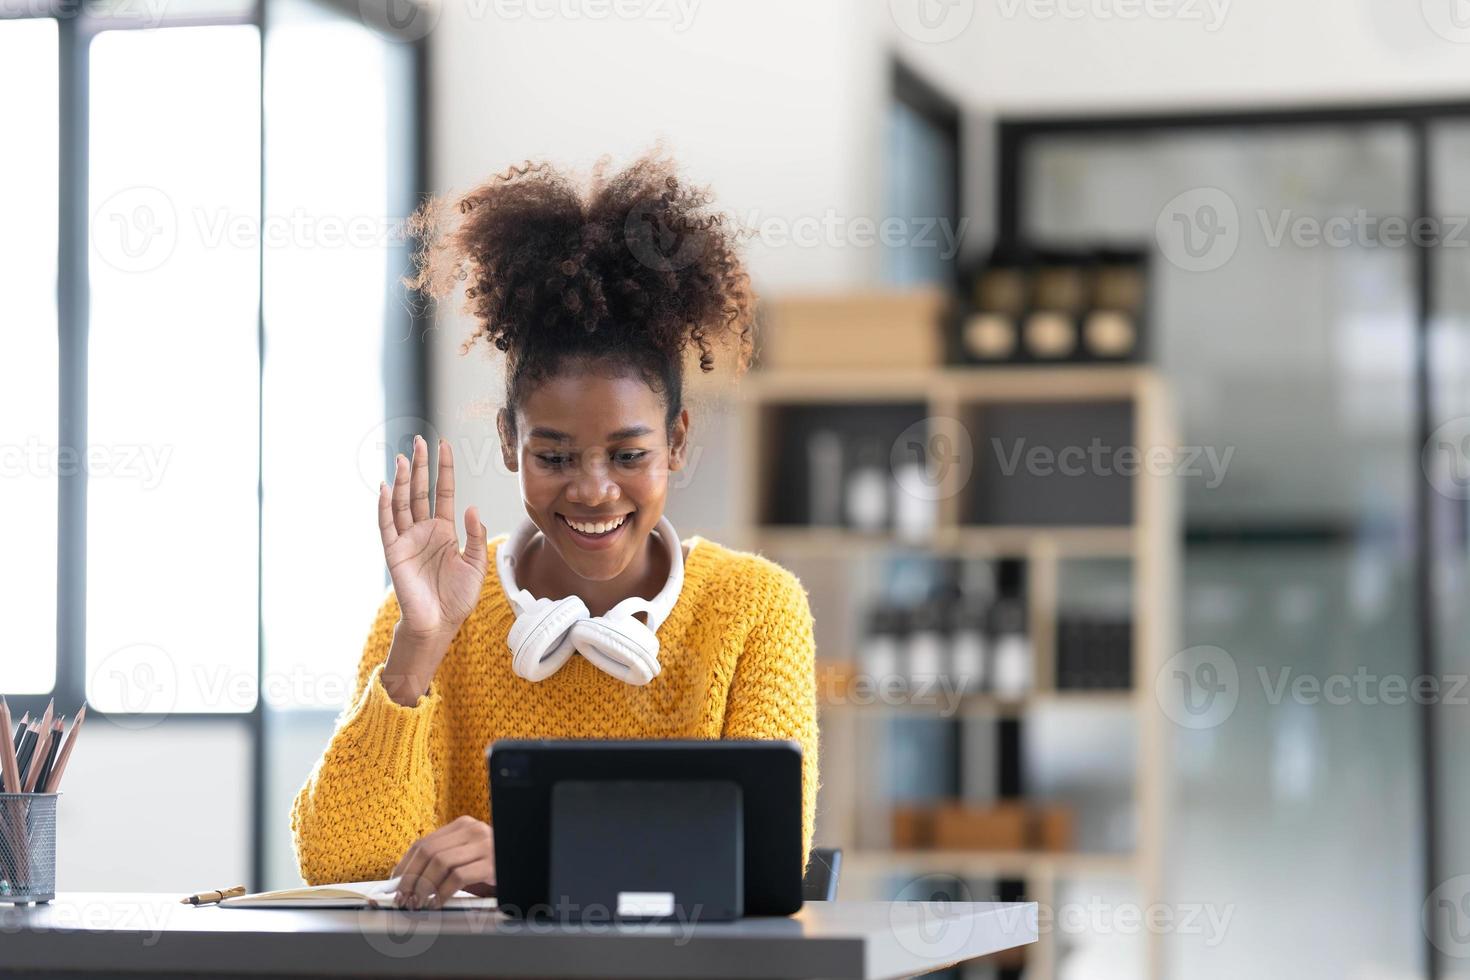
[15,724,38,787]
[22,702,56,793]
[0,698,21,794]
[43,703,86,793]
[12,713,27,751]
[0,698,24,885]
[35,701,53,754]
[34,718,63,795]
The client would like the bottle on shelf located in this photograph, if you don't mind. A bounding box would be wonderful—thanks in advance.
[806,428,844,526]
[859,605,904,689]
[949,559,995,696]
[904,600,948,695]
[891,454,937,543]
[989,598,1032,701]
[948,596,990,696]
[844,435,889,532]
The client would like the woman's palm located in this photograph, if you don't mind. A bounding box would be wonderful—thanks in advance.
[378,435,489,638]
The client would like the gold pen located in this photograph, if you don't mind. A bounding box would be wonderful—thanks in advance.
[180,885,247,906]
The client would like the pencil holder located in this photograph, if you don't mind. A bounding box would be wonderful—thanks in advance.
[0,793,58,904]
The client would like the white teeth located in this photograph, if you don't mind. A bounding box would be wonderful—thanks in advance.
[566,514,626,535]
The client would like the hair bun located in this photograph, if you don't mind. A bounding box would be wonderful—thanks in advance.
[404,149,755,379]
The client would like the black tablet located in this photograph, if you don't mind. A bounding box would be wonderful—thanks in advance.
[488,739,804,918]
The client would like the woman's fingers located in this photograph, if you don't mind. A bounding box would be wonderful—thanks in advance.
[392,819,447,878]
[463,505,488,572]
[378,479,398,549]
[409,435,431,523]
[427,851,497,909]
[402,832,476,909]
[412,840,489,909]
[391,453,414,535]
[394,817,490,908]
[394,824,459,898]
[434,438,456,523]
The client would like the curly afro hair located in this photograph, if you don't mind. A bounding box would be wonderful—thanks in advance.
[403,150,756,435]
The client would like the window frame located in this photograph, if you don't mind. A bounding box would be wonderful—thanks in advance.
[889,57,962,286]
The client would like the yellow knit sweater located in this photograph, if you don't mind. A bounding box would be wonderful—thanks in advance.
[291,531,820,887]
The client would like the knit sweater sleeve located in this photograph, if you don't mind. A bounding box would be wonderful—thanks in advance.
[290,587,449,885]
[720,563,821,874]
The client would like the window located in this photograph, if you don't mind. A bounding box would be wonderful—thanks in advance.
[0,18,60,695]
[261,0,418,709]
[86,25,262,714]
[6,0,426,890]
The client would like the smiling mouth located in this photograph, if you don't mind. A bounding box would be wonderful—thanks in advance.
[557,511,633,538]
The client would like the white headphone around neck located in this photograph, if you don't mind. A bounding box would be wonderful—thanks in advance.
[496,514,685,686]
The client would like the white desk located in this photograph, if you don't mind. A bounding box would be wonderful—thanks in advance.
[1,893,1039,978]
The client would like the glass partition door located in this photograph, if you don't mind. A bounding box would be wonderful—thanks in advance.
[1018,124,1423,979]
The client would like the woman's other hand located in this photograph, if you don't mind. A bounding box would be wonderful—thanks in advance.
[391,815,497,910]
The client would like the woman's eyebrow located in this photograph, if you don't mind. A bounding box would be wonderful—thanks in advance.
[529,424,653,442]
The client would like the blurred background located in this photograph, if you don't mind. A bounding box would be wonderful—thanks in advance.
[4,0,1470,976]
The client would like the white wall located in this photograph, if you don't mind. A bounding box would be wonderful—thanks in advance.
[889,0,1470,114]
[428,0,888,292]
[56,720,252,893]
[424,0,894,538]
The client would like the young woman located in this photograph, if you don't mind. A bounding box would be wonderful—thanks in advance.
[290,153,819,909]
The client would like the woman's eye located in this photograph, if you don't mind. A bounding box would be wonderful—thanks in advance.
[615,451,649,466]
[537,454,571,467]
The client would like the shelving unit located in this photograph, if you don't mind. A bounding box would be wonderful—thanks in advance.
[734,365,1178,979]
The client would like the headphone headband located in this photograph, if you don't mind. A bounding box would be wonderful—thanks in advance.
[497,513,685,632]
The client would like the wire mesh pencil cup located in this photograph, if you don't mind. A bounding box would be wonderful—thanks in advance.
[0,793,58,904]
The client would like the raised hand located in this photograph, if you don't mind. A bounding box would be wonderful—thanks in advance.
[378,434,490,646]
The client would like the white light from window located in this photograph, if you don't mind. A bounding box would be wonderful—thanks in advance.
[0,18,60,695]
[261,6,401,709]
[87,25,261,714]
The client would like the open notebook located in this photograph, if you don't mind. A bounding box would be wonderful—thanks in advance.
[218,876,498,910]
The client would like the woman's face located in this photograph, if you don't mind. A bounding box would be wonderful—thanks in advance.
[499,369,689,582]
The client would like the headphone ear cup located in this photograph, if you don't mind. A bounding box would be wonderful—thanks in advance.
[510,596,588,681]
[517,630,578,682]
[572,614,661,685]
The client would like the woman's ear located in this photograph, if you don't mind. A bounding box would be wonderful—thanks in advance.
[668,407,691,472]
[497,407,518,473]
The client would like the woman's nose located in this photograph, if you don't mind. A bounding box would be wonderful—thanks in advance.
[566,457,620,506]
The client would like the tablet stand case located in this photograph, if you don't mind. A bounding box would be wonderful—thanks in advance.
[548,779,743,922]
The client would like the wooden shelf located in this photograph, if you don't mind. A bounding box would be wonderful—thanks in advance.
[841,848,1139,880]
[736,356,1180,980]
